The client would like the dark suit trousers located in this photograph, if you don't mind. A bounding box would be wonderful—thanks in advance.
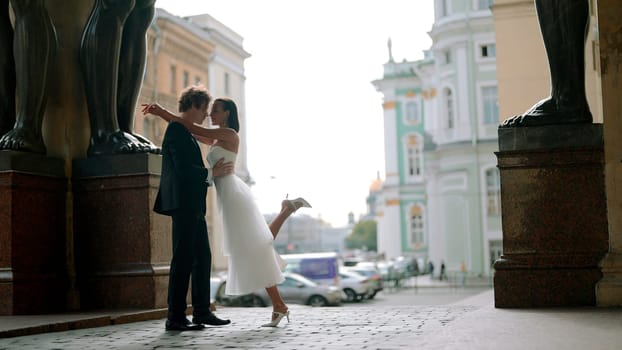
[167,211,212,321]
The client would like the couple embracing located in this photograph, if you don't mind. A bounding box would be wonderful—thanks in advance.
[144,86,310,331]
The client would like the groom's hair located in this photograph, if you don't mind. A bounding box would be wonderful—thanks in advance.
[178,85,211,112]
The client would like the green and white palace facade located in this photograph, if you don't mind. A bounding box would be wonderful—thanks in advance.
[372,0,501,278]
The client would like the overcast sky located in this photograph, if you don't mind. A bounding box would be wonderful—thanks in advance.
[154,0,436,227]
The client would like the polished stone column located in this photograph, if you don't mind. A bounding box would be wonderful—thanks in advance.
[596,0,622,307]
[72,153,169,309]
[0,151,66,314]
[494,124,609,307]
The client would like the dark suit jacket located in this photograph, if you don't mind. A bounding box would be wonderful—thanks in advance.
[154,121,209,216]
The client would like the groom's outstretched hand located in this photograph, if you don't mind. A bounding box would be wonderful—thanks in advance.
[212,157,234,177]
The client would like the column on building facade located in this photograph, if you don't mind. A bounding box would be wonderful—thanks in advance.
[597,0,622,307]
[378,96,402,259]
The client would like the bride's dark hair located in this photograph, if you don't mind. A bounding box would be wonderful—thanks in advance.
[216,97,240,132]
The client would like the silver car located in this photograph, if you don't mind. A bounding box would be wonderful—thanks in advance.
[216,272,342,307]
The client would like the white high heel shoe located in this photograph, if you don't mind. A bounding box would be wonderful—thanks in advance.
[262,310,290,327]
[284,194,311,211]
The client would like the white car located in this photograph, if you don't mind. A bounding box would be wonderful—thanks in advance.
[343,265,383,299]
[338,270,371,302]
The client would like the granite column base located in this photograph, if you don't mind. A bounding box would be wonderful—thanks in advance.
[494,124,609,307]
[72,153,169,310]
[0,151,67,315]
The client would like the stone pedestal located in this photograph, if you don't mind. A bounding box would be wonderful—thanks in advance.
[72,153,170,310]
[0,151,67,315]
[494,124,609,307]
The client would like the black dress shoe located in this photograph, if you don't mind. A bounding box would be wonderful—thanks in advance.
[165,318,205,331]
[193,313,231,326]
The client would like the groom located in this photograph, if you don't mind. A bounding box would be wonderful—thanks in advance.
[154,85,233,331]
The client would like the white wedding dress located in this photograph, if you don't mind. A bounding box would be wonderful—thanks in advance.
[207,145,285,295]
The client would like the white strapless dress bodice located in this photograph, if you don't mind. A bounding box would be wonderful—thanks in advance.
[207,146,284,295]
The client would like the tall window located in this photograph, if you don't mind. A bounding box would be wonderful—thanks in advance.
[480,43,496,58]
[143,60,149,83]
[440,0,449,16]
[445,89,454,129]
[406,134,423,178]
[486,168,501,215]
[142,118,150,140]
[444,50,452,65]
[182,70,189,88]
[224,72,230,95]
[478,0,494,10]
[410,205,424,248]
[482,86,499,124]
[405,101,420,124]
[169,65,177,94]
[195,76,201,85]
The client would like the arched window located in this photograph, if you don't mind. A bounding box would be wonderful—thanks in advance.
[409,205,424,248]
[486,168,501,215]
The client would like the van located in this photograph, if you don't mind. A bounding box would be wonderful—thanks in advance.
[280,252,340,287]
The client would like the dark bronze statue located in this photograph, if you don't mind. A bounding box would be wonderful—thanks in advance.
[0,0,15,136]
[80,0,159,156]
[0,0,56,154]
[501,0,592,128]
[0,0,159,156]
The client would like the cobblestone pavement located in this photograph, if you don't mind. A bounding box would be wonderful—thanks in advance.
[0,304,475,350]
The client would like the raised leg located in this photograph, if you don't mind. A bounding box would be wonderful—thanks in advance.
[117,0,160,154]
[268,201,297,239]
[0,0,15,136]
[80,0,143,156]
[501,0,591,128]
[0,0,55,153]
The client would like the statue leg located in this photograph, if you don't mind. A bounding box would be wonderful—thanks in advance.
[0,0,55,153]
[501,0,591,128]
[117,0,160,154]
[80,0,143,157]
[0,0,15,136]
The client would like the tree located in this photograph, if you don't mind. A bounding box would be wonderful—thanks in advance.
[345,220,377,251]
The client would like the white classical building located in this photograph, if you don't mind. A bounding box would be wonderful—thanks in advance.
[138,9,252,271]
[372,0,502,278]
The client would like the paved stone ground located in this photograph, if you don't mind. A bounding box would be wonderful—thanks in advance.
[0,304,475,350]
[2,290,621,350]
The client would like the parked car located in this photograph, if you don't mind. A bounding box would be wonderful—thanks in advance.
[280,252,340,287]
[338,270,372,302]
[216,272,342,307]
[344,264,383,299]
[376,260,399,282]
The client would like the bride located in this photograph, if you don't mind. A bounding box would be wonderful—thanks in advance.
[143,87,310,327]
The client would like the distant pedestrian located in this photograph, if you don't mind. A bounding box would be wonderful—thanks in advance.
[428,261,435,280]
[440,261,447,281]
[460,261,467,286]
